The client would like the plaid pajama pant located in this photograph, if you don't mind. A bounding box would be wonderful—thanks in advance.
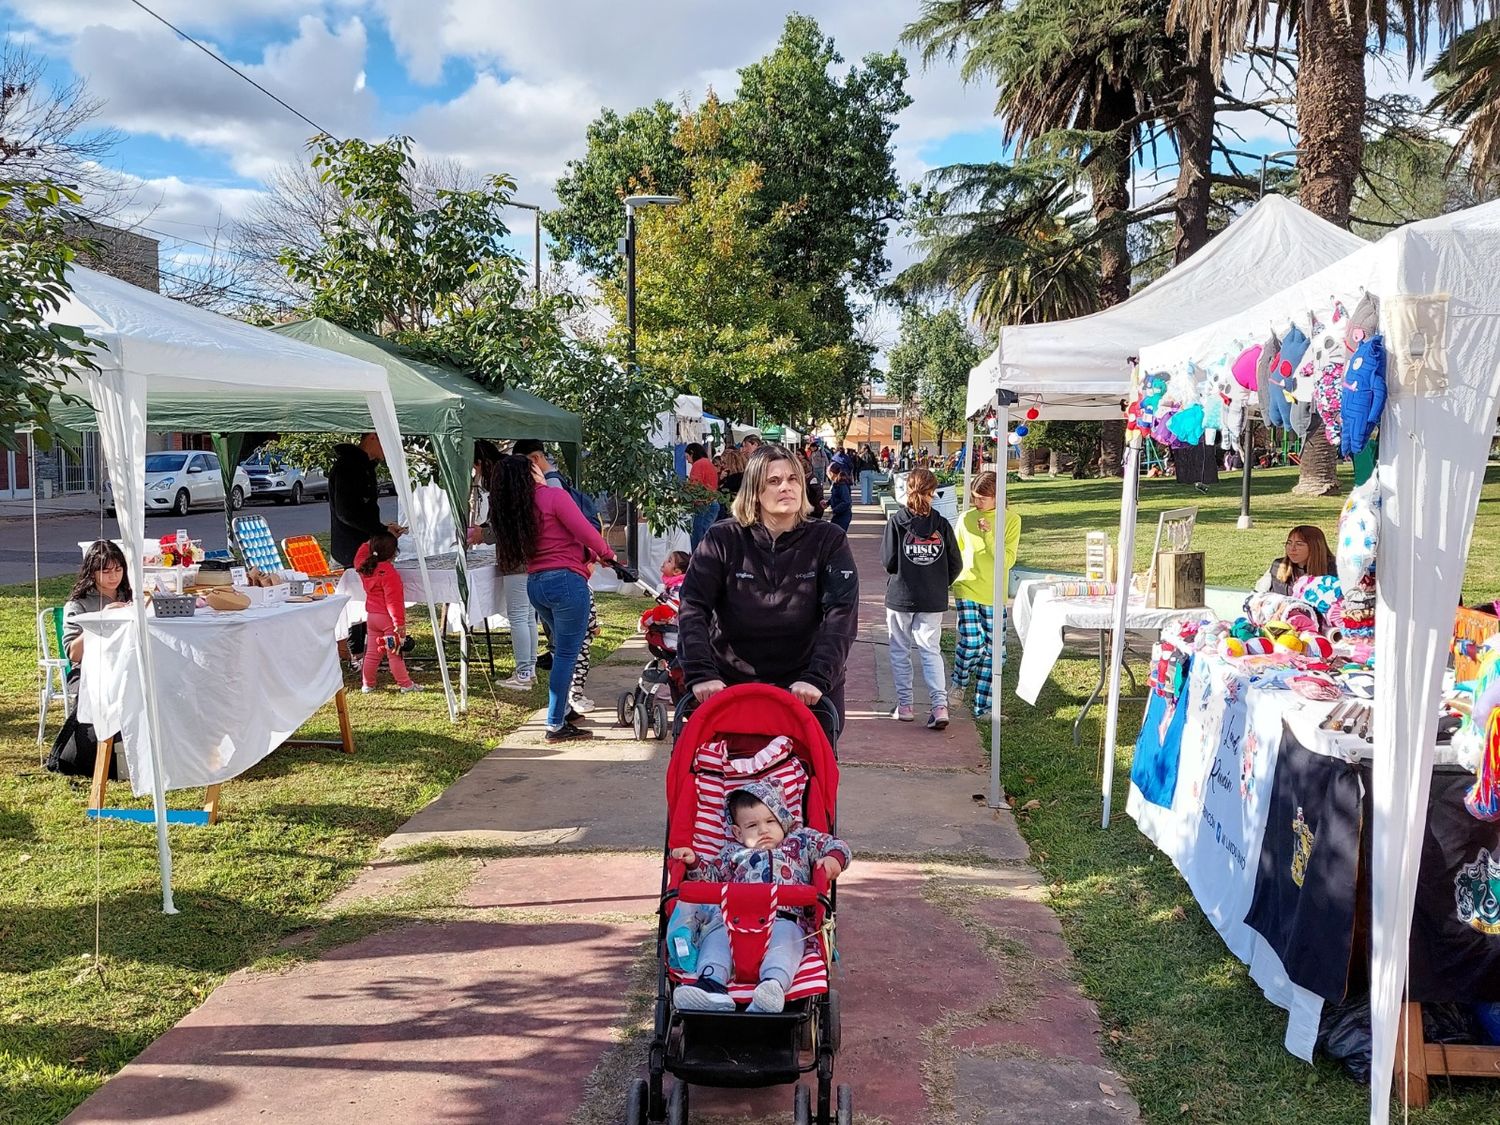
[952,599,1000,717]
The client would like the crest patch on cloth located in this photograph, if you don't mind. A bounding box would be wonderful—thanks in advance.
[1290,807,1315,888]
[1455,848,1500,935]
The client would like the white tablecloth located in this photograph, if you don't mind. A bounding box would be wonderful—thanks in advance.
[335,548,501,635]
[1014,581,1212,704]
[76,596,348,796]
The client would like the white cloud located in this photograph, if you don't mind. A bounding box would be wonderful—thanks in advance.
[67,15,376,179]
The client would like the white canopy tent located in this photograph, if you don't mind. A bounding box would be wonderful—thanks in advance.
[49,264,453,914]
[1097,198,1500,1125]
[964,194,1367,422]
[970,197,1367,809]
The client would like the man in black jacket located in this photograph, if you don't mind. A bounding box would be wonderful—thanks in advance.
[328,433,402,656]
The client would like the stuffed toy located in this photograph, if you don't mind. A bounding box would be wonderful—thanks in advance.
[1305,311,1348,447]
[1256,332,1280,426]
[1293,573,1343,621]
[1339,334,1387,458]
[1336,473,1381,595]
[1232,344,1261,390]
[1167,402,1206,446]
[1344,291,1380,355]
[1288,397,1315,439]
[1268,323,1310,419]
[1314,362,1345,448]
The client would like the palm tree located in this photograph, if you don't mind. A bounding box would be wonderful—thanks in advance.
[894,161,1100,331]
[1428,22,1500,190]
[1168,0,1478,495]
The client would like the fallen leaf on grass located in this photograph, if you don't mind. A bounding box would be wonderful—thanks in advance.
[1021,799,1042,811]
[1168,905,1187,922]
[1108,1029,1124,1044]
[1099,1082,1116,1095]
[1179,1104,1191,1115]
[17,853,30,863]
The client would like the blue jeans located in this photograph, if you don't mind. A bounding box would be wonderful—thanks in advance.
[527,568,592,728]
[501,571,537,678]
[859,469,875,505]
[690,503,720,549]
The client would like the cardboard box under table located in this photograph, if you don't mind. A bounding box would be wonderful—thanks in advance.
[73,596,355,824]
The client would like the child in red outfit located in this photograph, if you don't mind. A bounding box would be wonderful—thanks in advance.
[354,531,421,694]
[661,550,690,595]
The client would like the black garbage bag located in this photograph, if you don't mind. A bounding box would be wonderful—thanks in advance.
[1317,997,1372,1083]
[45,713,118,780]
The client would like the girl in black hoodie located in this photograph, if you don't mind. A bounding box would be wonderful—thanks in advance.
[882,468,961,730]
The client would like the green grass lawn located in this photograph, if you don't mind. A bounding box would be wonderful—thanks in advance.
[988,471,1500,1123]
[1006,463,1500,598]
[0,574,642,1124]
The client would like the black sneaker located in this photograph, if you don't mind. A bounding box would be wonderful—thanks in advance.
[536,652,554,671]
[566,708,583,723]
[545,722,593,743]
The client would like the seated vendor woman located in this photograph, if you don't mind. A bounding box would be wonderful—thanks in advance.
[1255,524,1334,595]
[63,541,133,706]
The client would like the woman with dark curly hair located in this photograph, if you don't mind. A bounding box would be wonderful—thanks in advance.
[488,453,617,742]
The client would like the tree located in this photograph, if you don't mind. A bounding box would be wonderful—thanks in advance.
[601,101,851,424]
[0,181,99,446]
[545,101,687,277]
[280,134,520,339]
[894,160,1100,331]
[1428,23,1500,190]
[886,307,980,452]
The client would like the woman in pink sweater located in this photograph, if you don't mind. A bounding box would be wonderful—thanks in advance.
[488,453,617,742]
[354,531,420,693]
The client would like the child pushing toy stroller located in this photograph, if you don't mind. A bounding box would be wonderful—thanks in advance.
[624,683,852,1125]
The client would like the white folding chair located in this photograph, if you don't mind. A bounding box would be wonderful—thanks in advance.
[37,607,70,746]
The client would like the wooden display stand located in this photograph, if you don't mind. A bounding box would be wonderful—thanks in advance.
[87,687,355,825]
[1397,1001,1500,1106]
[1155,550,1206,608]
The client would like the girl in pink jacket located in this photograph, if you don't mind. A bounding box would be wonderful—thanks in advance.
[354,531,421,693]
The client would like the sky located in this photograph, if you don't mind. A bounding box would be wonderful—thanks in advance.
[4,1,1442,354]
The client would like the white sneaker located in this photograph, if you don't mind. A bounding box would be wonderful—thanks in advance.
[360,685,374,694]
[498,673,535,691]
[746,979,785,1013]
[398,683,424,693]
[673,984,736,1013]
[570,693,595,714]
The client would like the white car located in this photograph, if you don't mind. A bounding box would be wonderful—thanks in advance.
[238,449,328,506]
[104,451,252,517]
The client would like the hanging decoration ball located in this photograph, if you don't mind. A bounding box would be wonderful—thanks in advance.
[1026,407,1040,421]
[1007,432,1023,446]
[1015,424,1030,438]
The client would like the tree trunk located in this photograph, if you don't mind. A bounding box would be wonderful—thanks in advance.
[1100,420,1125,476]
[1091,88,1134,309]
[1294,425,1342,496]
[1018,447,1036,478]
[1296,0,1367,227]
[1291,0,1365,499]
[1049,449,1062,475]
[1173,48,1216,264]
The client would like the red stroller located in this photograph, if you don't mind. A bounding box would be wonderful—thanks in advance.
[625,684,850,1124]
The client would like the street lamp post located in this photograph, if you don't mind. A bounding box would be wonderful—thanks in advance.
[507,201,543,303]
[621,194,682,567]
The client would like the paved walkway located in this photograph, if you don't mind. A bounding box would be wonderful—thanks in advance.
[65,503,1137,1124]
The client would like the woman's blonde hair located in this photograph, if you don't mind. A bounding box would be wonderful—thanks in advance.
[905,467,939,516]
[970,470,996,503]
[731,445,812,527]
[716,448,747,475]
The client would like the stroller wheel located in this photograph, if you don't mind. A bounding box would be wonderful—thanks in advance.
[633,698,650,741]
[654,700,669,740]
[836,1084,853,1125]
[617,690,634,727]
[667,1078,689,1125]
[624,1077,648,1125]
[792,1082,811,1125]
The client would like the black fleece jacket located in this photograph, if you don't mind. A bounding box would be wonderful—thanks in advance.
[882,507,961,613]
[327,443,384,567]
[677,518,859,708]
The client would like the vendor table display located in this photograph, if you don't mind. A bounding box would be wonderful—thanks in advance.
[1013,578,1211,742]
[75,597,352,819]
[1126,644,1498,1083]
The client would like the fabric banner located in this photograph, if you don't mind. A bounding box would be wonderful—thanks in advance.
[1245,729,1364,1001]
[1403,768,1500,1001]
[1131,683,1188,808]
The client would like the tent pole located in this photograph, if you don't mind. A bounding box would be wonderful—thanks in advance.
[962,419,974,512]
[1100,438,1142,828]
[1237,414,1254,530]
[988,400,1010,810]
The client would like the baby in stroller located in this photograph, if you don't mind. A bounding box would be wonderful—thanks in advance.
[670,779,850,1014]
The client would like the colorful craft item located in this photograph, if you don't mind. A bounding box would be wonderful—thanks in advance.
[1231,344,1261,390]
[1339,334,1387,458]
[1269,324,1309,414]
[1291,674,1343,701]
[1220,637,1247,658]
[1167,402,1206,445]
[1026,407,1040,421]
[1463,708,1500,822]
[1300,633,1336,661]
[1294,573,1343,618]
[1273,632,1307,654]
[1344,292,1380,354]
[1337,474,1381,595]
